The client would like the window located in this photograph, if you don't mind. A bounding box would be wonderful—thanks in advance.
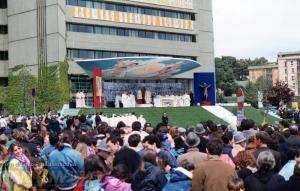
[292,68,295,73]
[292,76,295,80]
[66,23,195,42]
[0,25,8,34]
[145,31,154,38]
[77,0,86,7]
[78,50,94,59]
[67,49,196,60]
[0,0,7,8]
[0,51,8,60]
[138,31,146,38]
[285,69,287,74]
[285,62,287,67]
[117,28,125,36]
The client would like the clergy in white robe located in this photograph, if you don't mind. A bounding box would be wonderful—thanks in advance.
[129,93,136,108]
[145,90,151,104]
[75,92,81,108]
[115,94,121,108]
[183,93,191,106]
[121,93,128,108]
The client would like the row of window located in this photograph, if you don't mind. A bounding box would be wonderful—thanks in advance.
[67,49,196,60]
[0,25,7,34]
[67,23,195,42]
[0,0,6,9]
[66,0,194,20]
[0,51,8,60]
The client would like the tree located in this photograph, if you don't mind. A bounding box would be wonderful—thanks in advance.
[267,81,294,107]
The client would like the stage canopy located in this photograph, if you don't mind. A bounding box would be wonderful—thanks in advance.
[75,56,201,79]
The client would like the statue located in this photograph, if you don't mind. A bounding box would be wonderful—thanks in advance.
[200,82,211,101]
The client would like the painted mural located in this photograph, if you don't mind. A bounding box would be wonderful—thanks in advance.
[76,57,200,79]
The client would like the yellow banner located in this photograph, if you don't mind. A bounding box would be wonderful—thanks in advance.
[129,0,193,9]
[72,7,194,30]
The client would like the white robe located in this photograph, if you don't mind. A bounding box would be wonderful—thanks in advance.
[145,90,151,104]
[137,90,142,100]
[76,92,81,108]
[129,94,136,108]
[121,93,128,108]
[183,94,191,106]
[115,95,121,108]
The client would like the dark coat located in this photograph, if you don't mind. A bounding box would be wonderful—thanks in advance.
[132,162,167,191]
[270,175,300,191]
[223,144,233,159]
[113,147,140,174]
[244,171,285,191]
[286,135,300,149]
[237,168,253,181]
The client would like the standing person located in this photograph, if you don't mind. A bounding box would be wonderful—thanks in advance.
[192,139,236,191]
[232,132,246,158]
[132,149,167,191]
[48,131,84,191]
[177,132,206,166]
[107,136,140,174]
[244,151,285,191]
[1,142,32,191]
[272,162,300,191]
[95,113,101,127]
[253,131,282,172]
[102,164,132,191]
[194,123,209,153]
[162,113,168,127]
[74,156,108,191]
[39,132,59,165]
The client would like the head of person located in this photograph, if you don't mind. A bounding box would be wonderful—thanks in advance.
[142,134,160,151]
[227,177,245,191]
[111,164,131,181]
[12,128,28,142]
[84,156,108,180]
[206,139,223,156]
[128,134,141,148]
[222,131,233,145]
[132,121,142,132]
[116,121,126,129]
[32,157,45,176]
[76,143,88,160]
[179,159,195,174]
[184,132,200,148]
[106,136,123,154]
[279,120,289,130]
[9,141,24,157]
[57,130,75,151]
[49,132,59,146]
[289,125,299,135]
[294,162,300,177]
[240,119,255,131]
[141,149,157,167]
[255,131,271,148]
[96,141,112,159]
[287,147,300,162]
[234,132,246,148]
[234,151,256,169]
[256,151,276,173]
[157,157,171,174]
[207,120,217,133]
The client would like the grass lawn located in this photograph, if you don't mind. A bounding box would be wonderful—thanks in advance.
[223,106,280,125]
[80,107,226,127]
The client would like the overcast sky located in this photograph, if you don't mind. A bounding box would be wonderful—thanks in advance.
[213,0,300,61]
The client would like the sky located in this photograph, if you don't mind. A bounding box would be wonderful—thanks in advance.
[213,0,300,62]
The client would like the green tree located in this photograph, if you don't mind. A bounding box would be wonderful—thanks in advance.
[267,81,294,107]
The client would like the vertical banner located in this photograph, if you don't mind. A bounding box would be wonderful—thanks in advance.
[93,68,103,108]
[236,88,245,126]
[194,73,216,106]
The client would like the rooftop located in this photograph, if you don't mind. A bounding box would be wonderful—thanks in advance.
[248,64,278,70]
[278,51,300,57]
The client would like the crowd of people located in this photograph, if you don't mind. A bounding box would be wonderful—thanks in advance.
[0,113,299,191]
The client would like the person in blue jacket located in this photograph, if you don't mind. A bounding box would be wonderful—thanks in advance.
[163,160,194,191]
[48,130,84,191]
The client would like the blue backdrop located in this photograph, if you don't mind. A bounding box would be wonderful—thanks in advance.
[194,72,216,105]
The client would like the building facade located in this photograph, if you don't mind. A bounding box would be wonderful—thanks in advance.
[1,0,214,106]
[278,51,300,96]
[248,64,278,86]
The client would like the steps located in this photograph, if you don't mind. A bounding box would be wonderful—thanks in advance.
[202,105,237,126]
[60,104,80,116]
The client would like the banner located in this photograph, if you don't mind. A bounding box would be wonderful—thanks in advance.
[236,88,245,126]
[72,7,194,30]
[129,0,193,9]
